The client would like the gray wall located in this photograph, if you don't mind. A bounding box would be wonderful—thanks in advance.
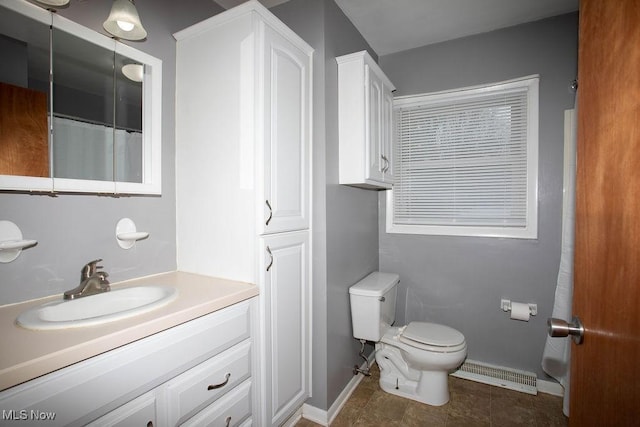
[0,35,29,86]
[0,0,223,305]
[322,0,379,408]
[378,13,578,378]
[272,0,379,411]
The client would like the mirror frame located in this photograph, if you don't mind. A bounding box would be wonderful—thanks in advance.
[0,0,162,195]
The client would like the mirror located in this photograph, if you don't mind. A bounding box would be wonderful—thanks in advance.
[0,0,161,194]
[52,26,119,183]
[0,2,50,180]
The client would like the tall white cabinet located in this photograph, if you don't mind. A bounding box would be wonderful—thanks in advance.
[174,1,312,426]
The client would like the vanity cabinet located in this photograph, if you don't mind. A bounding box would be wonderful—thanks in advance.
[0,299,256,427]
[174,2,312,426]
[337,50,396,189]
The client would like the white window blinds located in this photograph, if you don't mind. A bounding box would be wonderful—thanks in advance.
[388,76,538,239]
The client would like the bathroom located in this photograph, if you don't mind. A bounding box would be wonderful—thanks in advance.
[2,0,635,425]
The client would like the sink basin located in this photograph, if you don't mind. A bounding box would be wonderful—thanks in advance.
[17,286,178,330]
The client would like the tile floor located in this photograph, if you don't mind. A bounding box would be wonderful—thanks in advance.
[296,364,567,426]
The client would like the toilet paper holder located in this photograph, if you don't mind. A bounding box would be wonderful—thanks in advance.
[501,299,537,316]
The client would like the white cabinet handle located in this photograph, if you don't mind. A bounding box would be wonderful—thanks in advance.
[265,200,273,226]
[266,246,273,272]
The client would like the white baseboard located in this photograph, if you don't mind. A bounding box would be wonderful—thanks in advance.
[280,406,303,427]
[301,403,328,426]
[537,378,564,397]
[302,352,375,426]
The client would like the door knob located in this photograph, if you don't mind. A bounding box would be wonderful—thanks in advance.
[547,316,584,345]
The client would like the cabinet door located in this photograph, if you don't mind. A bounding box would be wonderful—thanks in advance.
[259,231,310,426]
[381,86,394,183]
[260,23,311,235]
[365,64,385,183]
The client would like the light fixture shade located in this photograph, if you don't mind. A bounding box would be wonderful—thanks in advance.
[122,64,144,82]
[103,0,147,41]
[35,0,70,6]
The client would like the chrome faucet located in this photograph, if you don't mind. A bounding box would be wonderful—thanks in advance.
[63,259,111,300]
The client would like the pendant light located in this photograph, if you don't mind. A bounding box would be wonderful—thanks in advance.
[103,0,147,41]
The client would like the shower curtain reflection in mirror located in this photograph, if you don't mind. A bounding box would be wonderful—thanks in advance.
[52,117,142,182]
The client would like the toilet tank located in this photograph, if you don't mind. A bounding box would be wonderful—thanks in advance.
[349,272,399,341]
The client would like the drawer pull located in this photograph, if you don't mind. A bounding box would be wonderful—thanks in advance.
[225,416,232,427]
[207,372,231,390]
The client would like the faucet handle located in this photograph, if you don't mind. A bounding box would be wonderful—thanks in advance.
[81,259,103,281]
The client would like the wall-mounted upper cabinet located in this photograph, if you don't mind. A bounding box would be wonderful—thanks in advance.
[337,50,395,190]
[0,0,162,195]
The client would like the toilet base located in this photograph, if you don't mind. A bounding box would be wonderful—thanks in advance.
[379,376,449,406]
[375,342,451,406]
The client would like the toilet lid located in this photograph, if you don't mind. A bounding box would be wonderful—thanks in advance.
[400,322,465,347]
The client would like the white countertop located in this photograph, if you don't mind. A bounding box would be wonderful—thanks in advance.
[0,271,258,391]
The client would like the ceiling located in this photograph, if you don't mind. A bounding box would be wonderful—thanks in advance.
[214,0,290,9]
[215,0,578,56]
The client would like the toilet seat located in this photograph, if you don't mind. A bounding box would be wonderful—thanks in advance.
[399,322,466,353]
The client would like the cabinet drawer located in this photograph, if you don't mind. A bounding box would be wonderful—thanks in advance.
[86,389,157,427]
[181,380,252,427]
[166,340,251,425]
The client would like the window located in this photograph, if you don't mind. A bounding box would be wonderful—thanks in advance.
[387,76,539,239]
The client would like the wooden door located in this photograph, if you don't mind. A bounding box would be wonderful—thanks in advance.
[571,0,640,424]
[0,82,49,177]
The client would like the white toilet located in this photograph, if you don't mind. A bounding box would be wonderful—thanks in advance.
[349,272,467,406]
